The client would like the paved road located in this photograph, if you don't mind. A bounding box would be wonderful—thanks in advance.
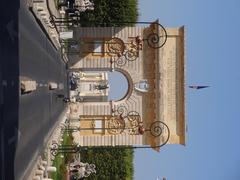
[0,1,68,179]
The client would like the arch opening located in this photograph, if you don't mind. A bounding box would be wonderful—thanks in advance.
[69,70,130,102]
[107,71,129,101]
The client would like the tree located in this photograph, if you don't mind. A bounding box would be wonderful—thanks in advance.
[79,0,139,26]
[79,148,134,180]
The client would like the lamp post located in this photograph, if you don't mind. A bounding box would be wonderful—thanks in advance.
[51,106,170,157]
[49,10,168,69]
[56,19,167,68]
[51,124,170,156]
[50,15,167,48]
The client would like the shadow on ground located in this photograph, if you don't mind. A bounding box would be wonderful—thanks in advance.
[0,0,20,180]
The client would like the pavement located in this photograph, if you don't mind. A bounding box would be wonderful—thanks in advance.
[47,0,61,19]
[30,0,61,49]
[0,0,68,179]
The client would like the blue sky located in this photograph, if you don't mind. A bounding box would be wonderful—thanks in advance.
[132,0,240,180]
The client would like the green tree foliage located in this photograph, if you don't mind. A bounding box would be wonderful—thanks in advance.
[79,147,134,180]
[79,0,139,26]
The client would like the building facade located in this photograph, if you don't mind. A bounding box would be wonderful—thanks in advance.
[66,21,186,151]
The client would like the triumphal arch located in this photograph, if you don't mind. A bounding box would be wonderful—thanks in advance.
[65,21,186,151]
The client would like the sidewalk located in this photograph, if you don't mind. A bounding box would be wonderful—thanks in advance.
[25,106,70,180]
[28,0,62,49]
[47,0,70,62]
[29,0,71,63]
[47,0,61,19]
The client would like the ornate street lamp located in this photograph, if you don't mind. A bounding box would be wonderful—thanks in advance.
[51,106,170,156]
[51,123,170,156]
[50,15,167,57]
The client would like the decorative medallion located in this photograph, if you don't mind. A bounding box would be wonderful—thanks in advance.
[107,116,125,134]
[107,37,125,56]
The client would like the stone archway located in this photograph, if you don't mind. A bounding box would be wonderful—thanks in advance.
[67,22,186,150]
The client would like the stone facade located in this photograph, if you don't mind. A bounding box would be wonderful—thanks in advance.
[67,21,186,151]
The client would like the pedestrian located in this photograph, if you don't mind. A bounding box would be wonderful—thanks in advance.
[63,97,70,102]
